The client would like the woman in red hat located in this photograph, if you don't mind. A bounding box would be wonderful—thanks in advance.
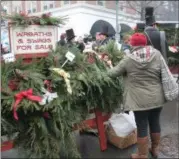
[108,33,167,158]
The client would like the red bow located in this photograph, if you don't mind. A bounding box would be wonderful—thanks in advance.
[13,89,42,120]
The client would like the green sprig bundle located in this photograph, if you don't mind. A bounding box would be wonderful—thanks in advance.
[3,12,67,27]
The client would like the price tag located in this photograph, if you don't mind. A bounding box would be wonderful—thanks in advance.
[3,53,15,63]
[65,51,75,62]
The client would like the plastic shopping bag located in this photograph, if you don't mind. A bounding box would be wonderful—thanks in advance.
[109,111,136,137]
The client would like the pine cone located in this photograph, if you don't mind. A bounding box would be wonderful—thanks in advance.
[8,79,19,90]
[15,69,28,80]
[1,88,11,95]
[87,55,95,64]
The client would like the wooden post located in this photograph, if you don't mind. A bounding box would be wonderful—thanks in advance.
[95,110,107,151]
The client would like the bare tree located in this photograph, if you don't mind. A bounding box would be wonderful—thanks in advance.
[156,1,179,21]
[121,1,169,21]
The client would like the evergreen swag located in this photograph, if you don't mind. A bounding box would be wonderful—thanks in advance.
[1,40,124,158]
[3,12,66,27]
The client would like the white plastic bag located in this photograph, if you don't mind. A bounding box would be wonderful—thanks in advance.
[109,111,136,137]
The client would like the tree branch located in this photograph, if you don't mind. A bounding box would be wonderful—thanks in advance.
[146,1,152,5]
[125,1,141,14]
[154,1,165,10]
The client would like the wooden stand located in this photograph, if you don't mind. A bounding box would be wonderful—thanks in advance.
[80,109,111,151]
[1,141,14,152]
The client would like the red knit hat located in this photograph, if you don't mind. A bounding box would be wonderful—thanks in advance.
[130,33,147,46]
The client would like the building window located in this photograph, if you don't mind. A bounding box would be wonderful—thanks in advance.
[119,1,126,12]
[2,6,8,14]
[42,1,54,10]
[63,0,70,5]
[43,5,48,10]
[27,1,37,13]
[49,3,54,8]
[119,6,124,11]
[14,6,21,13]
[97,0,105,6]
[32,8,36,13]
[31,1,37,13]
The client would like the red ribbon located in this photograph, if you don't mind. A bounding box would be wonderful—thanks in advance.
[13,89,42,120]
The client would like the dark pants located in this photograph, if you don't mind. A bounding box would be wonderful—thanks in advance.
[134,107,162,138]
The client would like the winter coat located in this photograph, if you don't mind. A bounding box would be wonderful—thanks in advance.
[108,46,166,111]
[66,40,75,48]
[58,39,66,46]
[76,42,85,53]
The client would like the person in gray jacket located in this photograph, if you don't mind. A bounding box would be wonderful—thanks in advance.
[108,33,166,158]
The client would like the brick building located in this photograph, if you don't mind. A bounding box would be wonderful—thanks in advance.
[2,1,140,37]
[2,1,138,15]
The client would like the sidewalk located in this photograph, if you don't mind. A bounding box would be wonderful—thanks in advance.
[77,99,178,158]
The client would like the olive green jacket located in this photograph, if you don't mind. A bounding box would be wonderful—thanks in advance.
[108,46,166,111]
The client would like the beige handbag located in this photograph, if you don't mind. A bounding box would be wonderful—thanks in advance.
[160,56,178,101]
[145,30,178,101]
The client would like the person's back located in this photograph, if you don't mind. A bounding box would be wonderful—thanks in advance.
[124,46,165,110]
[144,27,161,52]
[108,33,165,111]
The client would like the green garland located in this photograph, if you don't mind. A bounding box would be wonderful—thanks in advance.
[1,42,124,158]
[3,12,67,27]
